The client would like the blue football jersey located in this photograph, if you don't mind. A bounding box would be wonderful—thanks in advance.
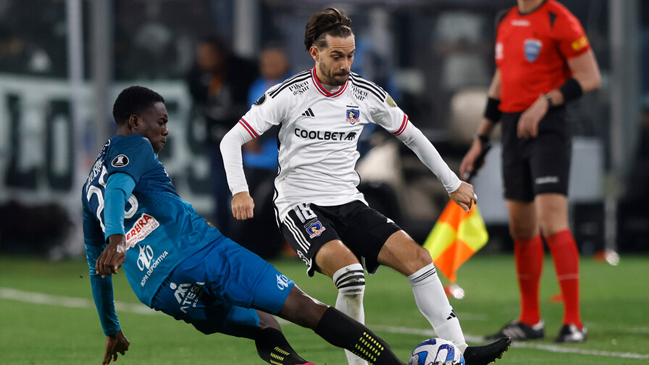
[82,134,223,306]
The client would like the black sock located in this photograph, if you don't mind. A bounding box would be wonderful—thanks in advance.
[254,327,308,365]
[314,307,404,365]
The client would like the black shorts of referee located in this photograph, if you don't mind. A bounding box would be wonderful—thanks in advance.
[501,105,572,202]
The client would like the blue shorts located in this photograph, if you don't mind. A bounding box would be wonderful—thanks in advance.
[151,238,295,336]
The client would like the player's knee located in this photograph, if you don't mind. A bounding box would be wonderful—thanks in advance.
[279,286,328,329]
[412,245,433,266]
[333,263,365,298]
[256,311,281,331]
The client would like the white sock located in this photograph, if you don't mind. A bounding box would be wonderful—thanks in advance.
[408,263,468,352]
[334,263,368,365]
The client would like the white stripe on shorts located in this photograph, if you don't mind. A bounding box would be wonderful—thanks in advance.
[284,215,311,253]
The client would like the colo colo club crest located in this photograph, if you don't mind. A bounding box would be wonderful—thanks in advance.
[346,108,360,125]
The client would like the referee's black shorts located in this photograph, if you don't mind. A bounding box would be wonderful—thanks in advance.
[501,105,572,202]
[280,200,401,277]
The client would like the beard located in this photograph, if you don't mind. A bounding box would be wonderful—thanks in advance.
[319,63,349,86]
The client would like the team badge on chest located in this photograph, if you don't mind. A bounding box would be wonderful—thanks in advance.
[346,107,360,125]
[524,39,542,62]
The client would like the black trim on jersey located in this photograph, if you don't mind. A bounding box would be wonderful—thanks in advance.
[350,73,386,98]
[269,71,311,98]
[352,82,384,101]
[273,187,281,228]
[275,70,310,88]
[549,11,557,28]
[272,123,283,227]
[269,74,311,98]
[495,9,510,30]
[350,73,386,101]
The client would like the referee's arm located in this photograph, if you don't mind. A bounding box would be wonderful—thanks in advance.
[477,69,501,137]
[519,50,601,139]
[543,50,601,107]
[459,70,501,180]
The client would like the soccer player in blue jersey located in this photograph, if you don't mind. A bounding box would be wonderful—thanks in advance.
[83,86,408,365]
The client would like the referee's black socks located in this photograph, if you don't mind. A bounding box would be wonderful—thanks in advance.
[315,307,405,365]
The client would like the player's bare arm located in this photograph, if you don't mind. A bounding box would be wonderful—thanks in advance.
[231,191,255,220]
[102,329,130,365]
[96,234,127,278]
[460,70,500,179]
[518,50,601,139]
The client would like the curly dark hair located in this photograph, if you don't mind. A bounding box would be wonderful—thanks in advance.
[304,8,353,51]
[112,86,165,126]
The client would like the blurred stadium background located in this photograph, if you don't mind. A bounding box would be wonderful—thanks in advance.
[0,0,647,259]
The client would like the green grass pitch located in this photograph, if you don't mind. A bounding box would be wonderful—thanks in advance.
[1,254,648,364]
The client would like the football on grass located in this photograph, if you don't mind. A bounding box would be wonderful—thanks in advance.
[408,338,465,365]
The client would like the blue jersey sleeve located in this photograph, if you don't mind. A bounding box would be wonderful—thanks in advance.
[84,208,121,336]
[104,172,137,240]
[82,204,104,247]
[106,134,156,184]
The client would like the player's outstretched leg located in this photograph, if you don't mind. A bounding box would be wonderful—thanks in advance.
[252,311,314,365]
[463,337,512,365]
[279,286,406,365]
[378,232,467,350]
[407,262,468,351]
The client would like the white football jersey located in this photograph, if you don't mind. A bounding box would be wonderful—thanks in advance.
[226,68,460,222]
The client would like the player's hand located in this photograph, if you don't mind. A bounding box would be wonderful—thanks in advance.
[232,191,255,220]
[96,234,127,278]
[460,139,484,180]
[102,329,130,365]
[518,95,548,139]
[449,181,477,213]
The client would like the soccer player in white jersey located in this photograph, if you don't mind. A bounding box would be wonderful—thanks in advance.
[221,8,511,365]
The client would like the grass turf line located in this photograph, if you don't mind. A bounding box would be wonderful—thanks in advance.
[1,254,648,364]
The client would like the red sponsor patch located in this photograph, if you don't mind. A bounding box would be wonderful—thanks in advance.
[125,213,160,248]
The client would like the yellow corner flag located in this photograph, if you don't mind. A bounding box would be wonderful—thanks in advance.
[423,201,488,283]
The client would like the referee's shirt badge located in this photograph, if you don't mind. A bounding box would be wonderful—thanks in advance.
[524,39,542,62]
